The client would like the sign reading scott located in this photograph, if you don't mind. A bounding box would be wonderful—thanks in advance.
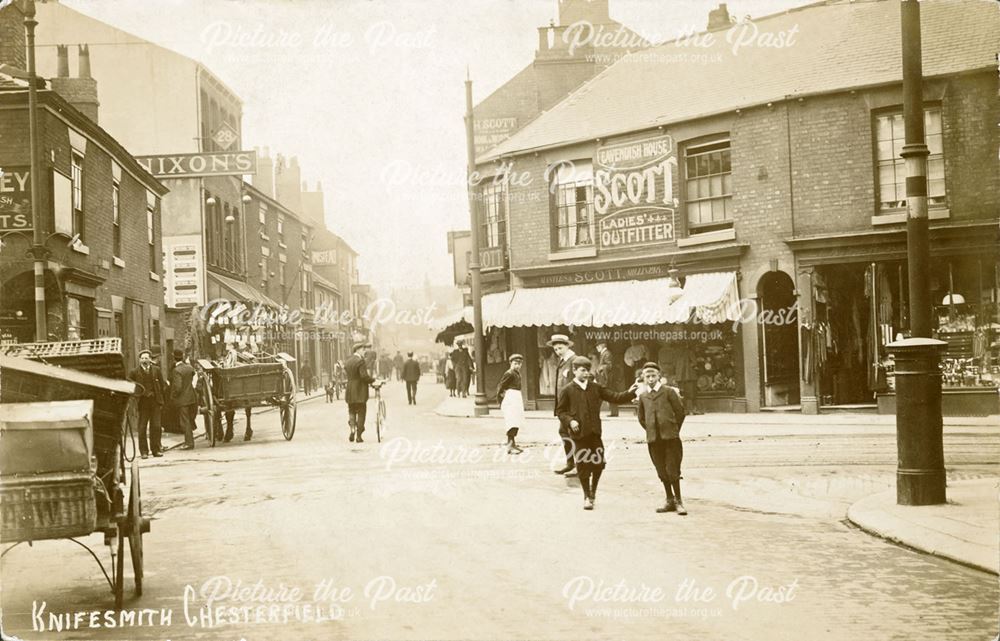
[593,135,677,249]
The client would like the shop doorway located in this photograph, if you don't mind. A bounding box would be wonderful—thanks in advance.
[757,270,800,407]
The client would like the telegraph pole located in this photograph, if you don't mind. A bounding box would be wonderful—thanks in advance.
[887,0,946,506]
[24,0,48,341]
[464,71,488,416]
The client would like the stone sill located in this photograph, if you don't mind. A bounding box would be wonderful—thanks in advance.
[71,242,90,255]
[113,256,125,268]
[150,272,160,282]
[548,246,597,261]
[872,209,950,226]
[677,227,736,247]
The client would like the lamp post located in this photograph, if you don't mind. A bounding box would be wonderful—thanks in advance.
[887,0,946,506]
[24,0,47,341]
[464,72,488,416]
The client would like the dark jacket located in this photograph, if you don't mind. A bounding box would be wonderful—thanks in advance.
[451,346,472,372]
[344,353,375,404]
[170,361,198,407]
[496,369,521,404]
[595,349,613,385]
[556,380,635,440]
[637,384,687,441]
[552,349,576,416]
[401,358,421,382]
[129,364,165,405]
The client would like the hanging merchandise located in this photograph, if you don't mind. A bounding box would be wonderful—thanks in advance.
[487,329,504,364]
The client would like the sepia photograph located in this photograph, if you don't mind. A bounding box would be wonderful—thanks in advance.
[0,0,997,639]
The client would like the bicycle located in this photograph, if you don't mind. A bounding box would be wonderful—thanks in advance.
[373,382,387,443]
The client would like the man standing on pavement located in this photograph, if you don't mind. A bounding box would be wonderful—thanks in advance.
[594,341,619,417]
[345,341,377,442]
[169,349,198,450]
[547,334,577,476]
[393,351,405,381]
[300,361,314,396]
[402,351,421,405]
[451,339,473,399]
[129,349,165,459]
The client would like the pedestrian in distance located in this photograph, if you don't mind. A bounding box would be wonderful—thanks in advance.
[496,353,525,454]
[393,351,405,381]
[547,334,577,476]
[635,362,688,515]
[300,361,314,396]
[129,349,165,459]
[345,341,378,442]
[169,349,198,450]
[402,351,421,405]
[325,380,335,403]
[555,356,639,510]
[451,339,473,398]
[445,354,456,397]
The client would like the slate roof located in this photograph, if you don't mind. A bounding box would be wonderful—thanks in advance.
[482,0,999,160]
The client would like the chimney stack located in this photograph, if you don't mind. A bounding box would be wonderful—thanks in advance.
[275,154,303,213]
[50,45,100,123]
[253,146,275,198]
[707,3,732,31]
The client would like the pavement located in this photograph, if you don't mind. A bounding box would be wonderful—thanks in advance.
[436,389,1000,575]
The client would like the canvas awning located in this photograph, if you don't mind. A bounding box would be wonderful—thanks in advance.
[484,278,685,328]
[429,306,473,332]
[665,271,742,324]
[207,272,281,309]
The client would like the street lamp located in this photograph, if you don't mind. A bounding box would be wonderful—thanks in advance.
[22,0,47,341]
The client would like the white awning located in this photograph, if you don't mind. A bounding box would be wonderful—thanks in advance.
[665,271,742,324]
[484,278,685,328]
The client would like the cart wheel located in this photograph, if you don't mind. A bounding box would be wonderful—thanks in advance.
[199,375,217,448]
[128,459,145,596]
[281,368,297,440]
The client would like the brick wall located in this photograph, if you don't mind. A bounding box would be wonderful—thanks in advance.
[0,3,25,70]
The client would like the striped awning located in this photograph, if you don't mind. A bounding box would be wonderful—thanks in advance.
[665,271,742,324]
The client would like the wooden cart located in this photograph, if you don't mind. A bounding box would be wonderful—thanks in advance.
[0,348,148,609]
[195,354,297,447]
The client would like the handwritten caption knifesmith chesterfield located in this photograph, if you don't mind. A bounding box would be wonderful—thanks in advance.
[31,576,437,632]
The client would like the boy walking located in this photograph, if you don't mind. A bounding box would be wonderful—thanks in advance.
[555,356,638,510]
[636,362,688,515]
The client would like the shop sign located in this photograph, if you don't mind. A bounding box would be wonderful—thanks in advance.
[0,167,31,232]
[212,123,239,150]
[523,264,671,288]
[474,117,518,157]
[164,235,204,307]
[135,151,257,178]
[312,249,337,265]
[480,246,505,272]
[594,135,676,250]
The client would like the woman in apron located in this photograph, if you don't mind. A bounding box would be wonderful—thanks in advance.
[496,353,525,454]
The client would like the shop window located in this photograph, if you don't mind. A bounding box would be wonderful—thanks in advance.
[259,201,267,224]
[146,201,156,274]
[684,139,732,232]
[71,152,85,240]
[551,161,594,249]
[112,180,121,258]
[479,181,507,249]
[875,108,946,212]
[65,296,94,340]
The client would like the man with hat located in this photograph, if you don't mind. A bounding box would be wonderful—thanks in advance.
[547,333,577,475]
[345,340,381,442]
[555,355,639,509]
[451,338,473,398]
[496,352,525,454]
[401,351,422,405]
[129,349,165,459]
[636,362,688,515]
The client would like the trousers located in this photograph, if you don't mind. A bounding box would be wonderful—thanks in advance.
[137,399,162,455]
[348,402,367,434]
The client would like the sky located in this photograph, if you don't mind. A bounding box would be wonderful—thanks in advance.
[61,0,810,293]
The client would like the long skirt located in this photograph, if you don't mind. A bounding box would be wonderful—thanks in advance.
[571,432,607,474]
[445,370,456,390]
[500,389,524,428]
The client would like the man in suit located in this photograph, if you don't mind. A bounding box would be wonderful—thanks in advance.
[345,341,379,442]
[129,349,165,459]
[594,341,620,418]
[556,356,638,509]
[393,351,405,381]
[169,349,198,450]
[636,362,688,515]
[401,351,422,405]
[547,334,577,475]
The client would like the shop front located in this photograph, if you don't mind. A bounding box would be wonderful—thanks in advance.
[791,222,999,416]
[480,267,746,413]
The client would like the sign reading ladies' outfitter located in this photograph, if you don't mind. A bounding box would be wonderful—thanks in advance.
[0,167,31,232]
[135,150,257,178]
[593,135,677,249]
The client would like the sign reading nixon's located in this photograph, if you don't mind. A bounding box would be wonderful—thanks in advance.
[594,135,676,249]
[135,150,257,178]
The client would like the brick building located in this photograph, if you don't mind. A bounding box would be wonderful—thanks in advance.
[0,66,167,366]
[471,0,1000,414]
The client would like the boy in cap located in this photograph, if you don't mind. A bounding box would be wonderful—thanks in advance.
[636,362,688,514]
[496,353,525,454]
[555,355,639,510]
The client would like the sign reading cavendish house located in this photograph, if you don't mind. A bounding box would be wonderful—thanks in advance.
[135,150,257,178]
[593,135,677,250]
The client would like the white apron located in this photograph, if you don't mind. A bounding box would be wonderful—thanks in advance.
[500,389,525,428]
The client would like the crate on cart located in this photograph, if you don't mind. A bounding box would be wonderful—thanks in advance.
[0,338,128,380]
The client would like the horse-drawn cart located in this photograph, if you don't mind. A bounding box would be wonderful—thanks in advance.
[195,354,297,446]
[0,340,148,609]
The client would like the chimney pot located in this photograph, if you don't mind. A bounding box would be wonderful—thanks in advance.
[78,44,92,79]
[57,44,69,77]
[537,27,549,52]
[707,3,732,31]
